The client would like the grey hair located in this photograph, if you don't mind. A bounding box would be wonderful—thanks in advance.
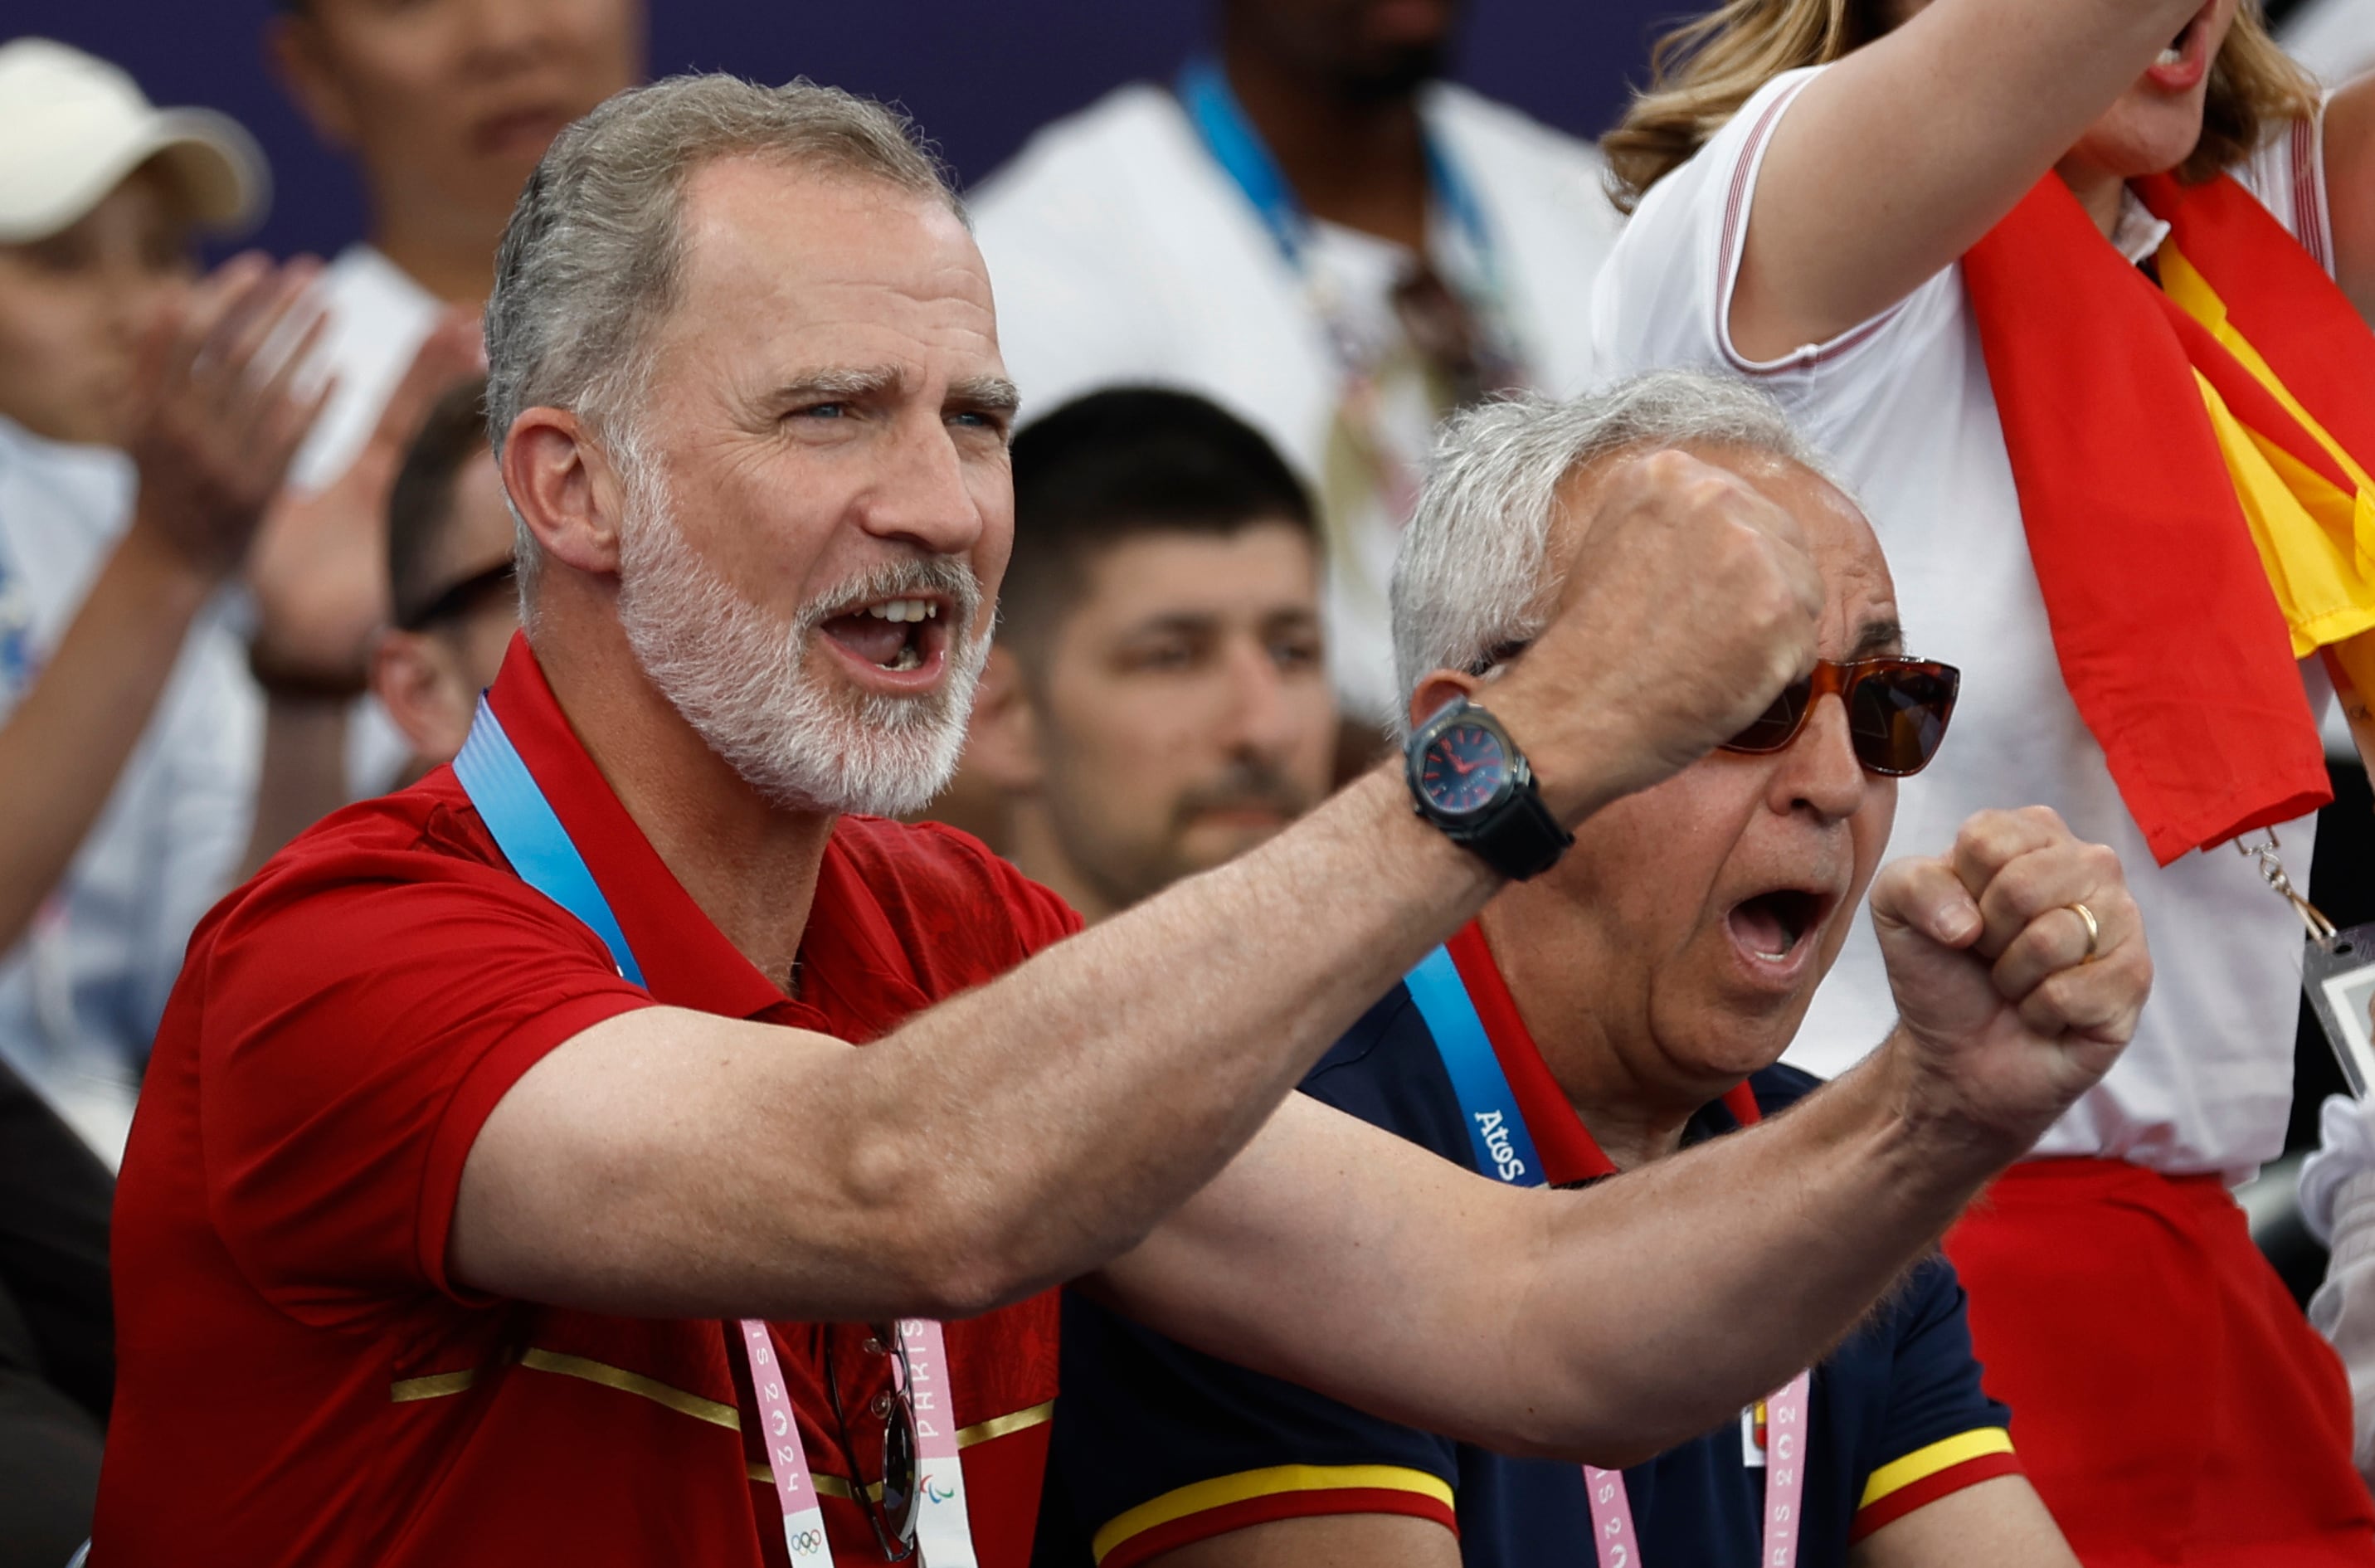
[483,73,963,607]
[1387,370,1841,736]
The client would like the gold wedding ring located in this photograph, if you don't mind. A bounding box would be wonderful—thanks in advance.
[2066,901,2100,963]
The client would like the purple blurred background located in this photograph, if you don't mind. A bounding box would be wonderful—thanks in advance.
[5,1,1681,261]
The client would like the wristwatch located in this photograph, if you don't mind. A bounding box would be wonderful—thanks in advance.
[1404,697,1573,881]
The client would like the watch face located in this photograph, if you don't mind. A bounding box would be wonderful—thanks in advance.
[1418,720,1512,816]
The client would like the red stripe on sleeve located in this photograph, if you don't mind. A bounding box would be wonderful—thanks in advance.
[1100,1487,1458,1568]
[1847,1451,2026,1544]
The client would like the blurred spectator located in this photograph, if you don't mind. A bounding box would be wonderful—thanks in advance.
[267,0,641,485]
[1594,0,2375,1558]
[0,37,297,1157]
[971,0,1618,741]
[2284,0,2375,86]
[1043,377,2087,1568]
[2303,1088,2375,1493]
[369,378,515,772]
[0,1056,114,1568]
[0,38,476,1162]
[963,390,1335,921]
[266,0,640,789]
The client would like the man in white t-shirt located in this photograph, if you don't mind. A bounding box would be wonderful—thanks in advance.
[267,0,642,487]
[969,0,1618,737]
[2287,0,2375,90]
[1594,0,2375,1559]
[265,0,642,787]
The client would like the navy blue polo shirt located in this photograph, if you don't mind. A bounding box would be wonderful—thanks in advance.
[1036,922,2022,1568]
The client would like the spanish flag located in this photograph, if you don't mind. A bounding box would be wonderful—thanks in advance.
[1964,161,2375,864]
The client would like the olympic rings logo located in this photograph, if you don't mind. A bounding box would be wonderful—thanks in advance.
[791,1528,825,1555]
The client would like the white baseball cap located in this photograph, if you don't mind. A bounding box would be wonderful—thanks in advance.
[0,37,269,245]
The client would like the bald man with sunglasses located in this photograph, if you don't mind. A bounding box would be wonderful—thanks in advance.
[1044,379,2090,1568]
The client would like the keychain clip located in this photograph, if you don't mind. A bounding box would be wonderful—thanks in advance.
[2234,829,2338,946]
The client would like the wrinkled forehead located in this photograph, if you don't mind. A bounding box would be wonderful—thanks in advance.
[654,156,999,379]
[1551,443,1896,635]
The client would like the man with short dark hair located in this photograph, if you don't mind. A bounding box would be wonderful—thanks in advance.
[370,378,518,772]
[966,389,1336,921]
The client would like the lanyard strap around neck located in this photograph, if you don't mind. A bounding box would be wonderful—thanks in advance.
[452,696,976,1567]
[1175,56,1492,275]
[1400,943,1806,1568]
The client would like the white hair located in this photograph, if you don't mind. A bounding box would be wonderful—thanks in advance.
[482,72,961,611]
[1388,371,1842,734]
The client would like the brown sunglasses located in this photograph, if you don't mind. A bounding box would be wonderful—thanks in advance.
[1719,657,1961,776]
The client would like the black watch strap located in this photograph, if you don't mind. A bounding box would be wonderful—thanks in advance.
[1444,780,1573,881]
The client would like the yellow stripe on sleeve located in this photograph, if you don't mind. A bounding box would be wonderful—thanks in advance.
[1858,1428,2016,1510]
[1092,1463,1454,1564]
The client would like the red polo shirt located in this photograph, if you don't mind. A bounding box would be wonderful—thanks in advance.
[95,635,1075,1567]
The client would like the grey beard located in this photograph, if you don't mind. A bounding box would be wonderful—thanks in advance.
[611,457,986,819]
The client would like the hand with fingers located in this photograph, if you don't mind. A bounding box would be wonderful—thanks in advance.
[124,251,337,582]
[1868,806,2152,1155]
[246,309,485,693]
[1494,447,1827,821]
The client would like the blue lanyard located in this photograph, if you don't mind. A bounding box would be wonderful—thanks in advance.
[1174,56,1501,290]
[451,695,645,987]
[1403,944,1544,1187]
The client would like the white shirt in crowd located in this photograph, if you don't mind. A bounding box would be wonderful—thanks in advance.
[296,243,443,796]
[1594,65,2335,1182]
[0,415,260,1165]
[2285,0,2375,86]
[971,79,1620,723]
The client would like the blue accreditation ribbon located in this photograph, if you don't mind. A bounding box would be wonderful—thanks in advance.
[449,694,981,1568]
[1174,56,1508,314]
[1403,944,1544,1188]
[452,696,645,986]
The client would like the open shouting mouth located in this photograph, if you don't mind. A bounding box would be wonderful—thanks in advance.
[816,594,956,689]
[1723,884,1839,991]
[2147,3,2216,91]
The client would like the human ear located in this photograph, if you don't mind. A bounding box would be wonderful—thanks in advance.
[370,631,473,767]
[962,645,1045,793]
[1404,669,1483,735]
[500,408,625,582]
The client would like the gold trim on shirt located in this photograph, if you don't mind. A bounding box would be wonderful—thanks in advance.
[387,1346,737,1431]
[957,1398,1055,1448]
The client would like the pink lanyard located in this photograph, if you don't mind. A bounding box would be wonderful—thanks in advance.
[453,702,978,1565]
[739,1318,979,1567]
[1584,1368,1811,1568]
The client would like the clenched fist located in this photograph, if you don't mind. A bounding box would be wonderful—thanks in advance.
[1495,448,1826,821]
[1868,806,2150,1152]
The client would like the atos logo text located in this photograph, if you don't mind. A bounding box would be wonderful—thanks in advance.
[1475,1109,1526,1181]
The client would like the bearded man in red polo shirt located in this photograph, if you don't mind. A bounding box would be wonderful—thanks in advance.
[93,75,2153,1568]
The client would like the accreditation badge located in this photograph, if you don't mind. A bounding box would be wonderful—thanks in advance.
[1740,1398,1769,1468]
[2305,924,2375,1098]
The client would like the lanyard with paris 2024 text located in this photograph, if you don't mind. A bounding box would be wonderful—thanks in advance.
[453,694,980,1568]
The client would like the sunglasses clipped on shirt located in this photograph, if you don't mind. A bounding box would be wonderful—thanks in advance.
[1717,656,1962,777]
[823,1322,924,1561]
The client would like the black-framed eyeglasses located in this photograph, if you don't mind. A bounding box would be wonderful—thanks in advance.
[393,560,517,634]
[822,1322,922,1561]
